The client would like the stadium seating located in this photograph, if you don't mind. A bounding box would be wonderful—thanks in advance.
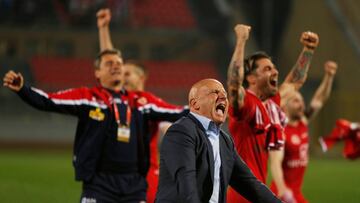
[129,0,196,29]
[30,56,219,103]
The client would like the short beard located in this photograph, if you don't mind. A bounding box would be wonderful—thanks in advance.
[260,87,277,101]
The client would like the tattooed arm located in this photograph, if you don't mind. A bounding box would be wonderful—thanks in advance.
[97,8,114,51]
[280,31,319,101]
[227,24,251,111]
[305,61,337,122]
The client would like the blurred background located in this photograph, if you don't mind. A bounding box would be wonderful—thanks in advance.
[0,0,359,202]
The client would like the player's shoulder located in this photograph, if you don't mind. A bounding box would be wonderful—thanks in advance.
[244,89,261,103]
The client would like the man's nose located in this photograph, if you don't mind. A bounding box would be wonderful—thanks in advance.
[112,64,121,71]
[218,92,227,99]
[273,68,279,76]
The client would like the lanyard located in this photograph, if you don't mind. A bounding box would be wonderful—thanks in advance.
[101,88,132,127]
[113,100,132,127]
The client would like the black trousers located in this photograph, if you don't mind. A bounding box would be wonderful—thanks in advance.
[80,172,147,203]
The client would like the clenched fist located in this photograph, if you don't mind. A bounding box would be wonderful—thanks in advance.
[300,31,319,50]
[3,70,24,92]
[324,60,338,76]
[234,24,251,42]
[97,8,111,28]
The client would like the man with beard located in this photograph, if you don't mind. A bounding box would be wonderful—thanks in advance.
[226,24,319,202]
[270,61,338,203]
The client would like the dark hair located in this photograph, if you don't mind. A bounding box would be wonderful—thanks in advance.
[125,59,148,76]
[243,51,271,88]
[94,49,122,69]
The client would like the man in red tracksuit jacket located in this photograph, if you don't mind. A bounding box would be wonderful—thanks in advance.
[3,49,188,203]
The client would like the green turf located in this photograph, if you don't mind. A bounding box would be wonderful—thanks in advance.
[303,158,360,203]
[0,150,359,203]
[0,150,80,203]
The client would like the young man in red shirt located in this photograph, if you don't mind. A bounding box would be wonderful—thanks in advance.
[270,61,338,203]
[226,24,319,202]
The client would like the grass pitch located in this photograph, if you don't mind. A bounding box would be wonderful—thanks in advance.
[0,149,359,203]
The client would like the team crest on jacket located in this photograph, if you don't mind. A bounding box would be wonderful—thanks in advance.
[137,96,148,105]
[89,108,105,121]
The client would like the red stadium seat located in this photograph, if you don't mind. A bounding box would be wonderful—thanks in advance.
[30,56,96,90]
[30,56,219,103]
[144,61,219,103]
[129,0,196,29]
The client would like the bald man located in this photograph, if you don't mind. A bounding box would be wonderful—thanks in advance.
[155,79,281,203]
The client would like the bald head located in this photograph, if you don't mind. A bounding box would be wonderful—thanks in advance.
[283,90,305,121]
[188,79,222,104]
[188,79,228,125]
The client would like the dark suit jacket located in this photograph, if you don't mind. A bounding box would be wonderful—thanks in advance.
[155,113,281,203]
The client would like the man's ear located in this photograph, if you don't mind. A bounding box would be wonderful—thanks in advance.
[190,98,200,110]
[246,74,256,86]
[94,70,100,80]
[140,75,147,84]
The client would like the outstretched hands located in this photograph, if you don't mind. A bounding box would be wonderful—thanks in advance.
[300,31,319,50]
[97,8,111,28]
[3,70,24,92]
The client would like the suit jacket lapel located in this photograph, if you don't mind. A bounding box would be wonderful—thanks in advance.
[188,114,215,183]
[219,130,229,191]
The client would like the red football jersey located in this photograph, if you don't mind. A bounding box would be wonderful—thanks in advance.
[319,119,360,160]
[227,90,284,203]
[270,121,309,203]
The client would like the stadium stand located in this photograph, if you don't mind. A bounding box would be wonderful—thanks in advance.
[129,0,196,29]
[29,56,219,103]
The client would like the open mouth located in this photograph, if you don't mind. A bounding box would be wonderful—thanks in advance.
[110,68,122,75]
[269,78,277,87]
[216,103,226,114]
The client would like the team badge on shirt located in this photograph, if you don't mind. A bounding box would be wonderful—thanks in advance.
[89,108,105,121]
[291,134,301,145]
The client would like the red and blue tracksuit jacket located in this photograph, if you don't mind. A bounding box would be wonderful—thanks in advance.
[17,85,188,181]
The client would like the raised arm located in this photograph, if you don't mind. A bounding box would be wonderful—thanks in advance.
[97,8,114,51]
[227,24,251,111]
[280,31,319,99]
[3,70,85,116]
[305,61,337,121]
